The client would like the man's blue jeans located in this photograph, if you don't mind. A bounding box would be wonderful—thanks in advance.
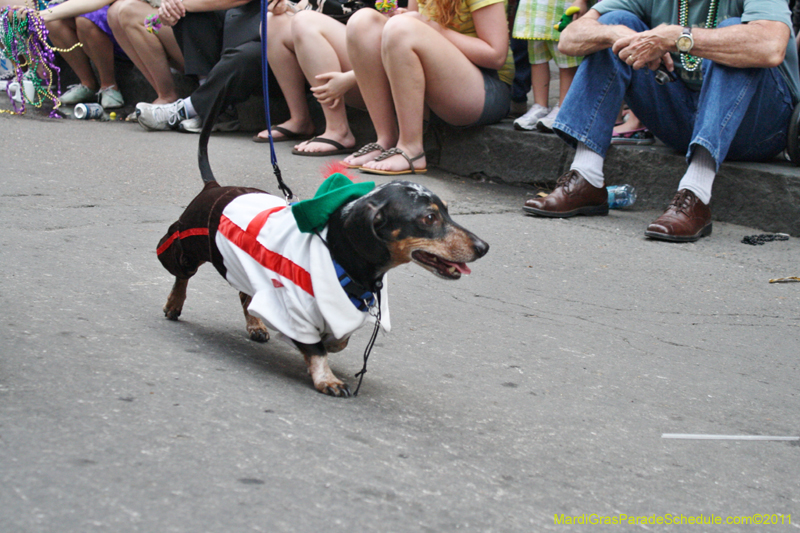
[553,11,794,170]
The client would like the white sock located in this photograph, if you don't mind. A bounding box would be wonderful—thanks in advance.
[570,142,605,188]
[678,146,715,204]
[182,97,198,119]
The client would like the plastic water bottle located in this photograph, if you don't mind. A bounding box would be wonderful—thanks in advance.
[606,184,637,209]
[0,56,12,78]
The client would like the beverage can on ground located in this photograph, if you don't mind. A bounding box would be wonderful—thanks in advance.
[73,103,104,120]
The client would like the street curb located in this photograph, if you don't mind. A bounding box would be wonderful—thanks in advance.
[424,119,800,236]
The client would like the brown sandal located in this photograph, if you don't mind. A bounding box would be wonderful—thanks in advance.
[359,147,427,176]
[343,143,385,169]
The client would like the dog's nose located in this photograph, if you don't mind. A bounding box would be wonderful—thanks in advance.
[472,236,489,258]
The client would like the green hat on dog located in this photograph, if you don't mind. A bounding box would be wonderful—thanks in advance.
[291,173,375,233]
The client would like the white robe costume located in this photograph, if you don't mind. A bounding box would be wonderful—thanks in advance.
[214,193,391,345]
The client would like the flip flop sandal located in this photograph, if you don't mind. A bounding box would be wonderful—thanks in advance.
[291,136,355,157]
[359,147,427,176]
[611,127,655,145]
[343,142,385,169]
[253,125,314,143]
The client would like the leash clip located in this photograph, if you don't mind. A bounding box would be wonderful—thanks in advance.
[273,164,297,204]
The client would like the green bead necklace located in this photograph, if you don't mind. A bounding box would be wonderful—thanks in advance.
[679,0,719,72]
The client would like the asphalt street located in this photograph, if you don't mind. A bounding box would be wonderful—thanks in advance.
[1,113,799,532]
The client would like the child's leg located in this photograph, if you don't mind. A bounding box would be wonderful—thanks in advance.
[531,63,551,108]
[528,40,551,108]
[557,67,577,106]
[552,44,581,107]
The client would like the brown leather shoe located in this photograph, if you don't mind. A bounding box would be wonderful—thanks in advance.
[523,170,609,218]
[645,189,712,242]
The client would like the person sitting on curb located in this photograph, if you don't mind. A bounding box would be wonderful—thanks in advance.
[342,0,514,174]
[523,0,800,243]
[135,0,261,132]
[283,6,364,156]
[250,0,363,156]
[11,0,129,108]
[108,0,185,106]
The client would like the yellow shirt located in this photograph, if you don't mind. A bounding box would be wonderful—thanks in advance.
[418,0,514,85]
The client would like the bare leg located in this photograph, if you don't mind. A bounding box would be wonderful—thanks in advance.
[344,9,396,167]
[75,18,117,89]
[108,0,183,103]
[46,18,98,90]
[557,66,576,106]
[531,62,550,107]
[163,277,189,320]
[359,14,486,173]
[290,11,359,154]
[254,11,315,141]
[613,109,645,134]
[239,292,269,342]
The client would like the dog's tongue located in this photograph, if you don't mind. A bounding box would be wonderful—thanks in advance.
[441,258,471,275]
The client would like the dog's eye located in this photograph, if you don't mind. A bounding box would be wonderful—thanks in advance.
[421,213,438,226]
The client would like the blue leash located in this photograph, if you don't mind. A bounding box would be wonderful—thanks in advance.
[260,0,295,202]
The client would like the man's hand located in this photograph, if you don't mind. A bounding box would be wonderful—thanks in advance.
[612,23,680,70]
[559,9,637,57]
[158,0,186,26]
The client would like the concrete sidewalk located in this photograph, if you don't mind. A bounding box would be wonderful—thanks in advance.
[30,59,800,236]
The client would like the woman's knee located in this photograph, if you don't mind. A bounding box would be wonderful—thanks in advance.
[381,14,424,49]
[346,8,383,43]
[267,10,294,45]
[291,10,322,41]
[113,0,145,27]
[75,16,97,36]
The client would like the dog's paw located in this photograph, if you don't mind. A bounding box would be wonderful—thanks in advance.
[163,306,181,321]
[317,380,352,398]
[248,326,270,343]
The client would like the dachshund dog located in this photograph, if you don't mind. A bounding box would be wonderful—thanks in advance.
[156,99,488,396]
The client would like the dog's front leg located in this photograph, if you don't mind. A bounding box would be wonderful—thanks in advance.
[164,278,189,320]
[239,292,270,343]
[293,341,351,397]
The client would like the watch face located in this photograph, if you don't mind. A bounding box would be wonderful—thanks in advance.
[677,35,692,53]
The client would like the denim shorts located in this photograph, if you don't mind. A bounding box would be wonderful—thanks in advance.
[431,67,511,128]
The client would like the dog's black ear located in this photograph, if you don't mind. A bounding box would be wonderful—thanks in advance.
[342,198,390,265]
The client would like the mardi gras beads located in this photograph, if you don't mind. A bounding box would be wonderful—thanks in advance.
[0,6,67,116]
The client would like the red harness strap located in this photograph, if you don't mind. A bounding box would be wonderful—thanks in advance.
[156,227,209,256]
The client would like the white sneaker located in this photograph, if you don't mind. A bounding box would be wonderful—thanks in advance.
[98,86,124,109]
[513,103,550,131]
[536,105,561,133]
[137,99,187,131]
[61,84,97,105]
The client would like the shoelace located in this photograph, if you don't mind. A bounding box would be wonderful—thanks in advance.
[555,169,580,192]
[152,102,182,124]
[668,190,696,214]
